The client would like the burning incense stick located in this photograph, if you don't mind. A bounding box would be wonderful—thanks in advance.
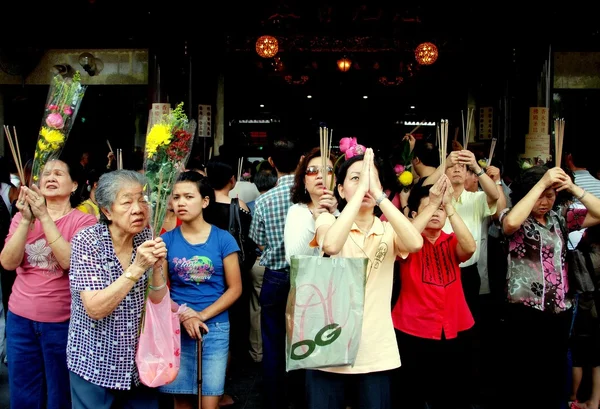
[463,107,474,151]
[554,118,565,167]
[319,126,334,190]
[487,138,497,167]
[3,125,25,186]
[440,119,449,170]
[106,140,114,153]
[409,121,425,135]
[237,157,243,181]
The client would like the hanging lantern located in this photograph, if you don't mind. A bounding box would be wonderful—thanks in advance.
[256,35,279,58]
[337,57,351,72]
[414,42,438,65]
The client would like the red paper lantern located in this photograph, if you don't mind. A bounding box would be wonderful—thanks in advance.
[415,42,438,65]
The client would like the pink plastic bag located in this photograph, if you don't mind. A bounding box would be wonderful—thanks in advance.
[136,289,183,387]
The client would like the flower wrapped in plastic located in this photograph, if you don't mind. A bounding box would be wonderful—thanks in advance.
[144,102,196,238]
[31,72,87,183]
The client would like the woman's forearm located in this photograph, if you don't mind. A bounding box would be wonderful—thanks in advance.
[148,263,169,303]
[80,265,144,320]
[411,203,438,233]
[447,205,476,254]
[198,286,242,322]
[321,191,364,255]
[0,219,30,270]
[574,185,600,220]
[378,198,423,252]
[503,182,547,235]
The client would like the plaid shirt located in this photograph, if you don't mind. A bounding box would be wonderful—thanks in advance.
[249,174,295,271]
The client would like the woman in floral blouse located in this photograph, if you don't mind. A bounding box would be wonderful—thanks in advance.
[499,166,600,409]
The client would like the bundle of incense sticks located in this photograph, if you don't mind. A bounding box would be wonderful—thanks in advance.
[462,108,474,151]
[237,157,243,181]
[437,119,448,169]
[487,138,497,167]
[3,125,25,186]
[554,118,565,167]
[319,126,332,187]
[117,149,123,170]
[409,120,425,136]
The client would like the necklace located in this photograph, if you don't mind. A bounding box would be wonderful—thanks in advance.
[348,217,383,280]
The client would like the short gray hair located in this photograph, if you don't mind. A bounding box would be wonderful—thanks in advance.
[96,170,147,224]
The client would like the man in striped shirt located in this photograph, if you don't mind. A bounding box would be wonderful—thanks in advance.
[566,145,600,248]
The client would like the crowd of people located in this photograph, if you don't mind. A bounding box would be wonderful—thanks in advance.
[0,133,599,409]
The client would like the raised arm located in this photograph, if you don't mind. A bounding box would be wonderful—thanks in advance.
[0,196,30,270]
[422,151,459,186]
[410,176,446,233]
[459,150,499,206]
[486,166,507,219]
[502,167,566,236]
[80,239,165,320]
[443,183,476,261]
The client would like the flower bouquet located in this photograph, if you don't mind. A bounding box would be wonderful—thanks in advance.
[144,102,196,238]
[31,72,87,184]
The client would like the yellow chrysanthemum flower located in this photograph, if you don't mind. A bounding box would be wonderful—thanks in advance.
[398,170,413,186]
[40,127,65,146]
[38,140,48,151]
[145,124,172,158]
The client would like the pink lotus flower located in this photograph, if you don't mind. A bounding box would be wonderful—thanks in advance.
[63,106,73,115]
[339,137,357,153]
[394,164,405,174]
[345,144,366,159]
[45,113,64,129]
[48,104,58,111]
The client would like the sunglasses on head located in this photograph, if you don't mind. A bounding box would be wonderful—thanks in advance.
[306,166,333,176]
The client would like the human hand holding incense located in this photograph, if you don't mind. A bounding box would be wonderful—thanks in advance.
[15,187,33,222]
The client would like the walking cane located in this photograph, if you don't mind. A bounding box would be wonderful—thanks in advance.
[197,329,206,409]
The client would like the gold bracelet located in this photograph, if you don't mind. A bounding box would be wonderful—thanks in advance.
[47,235,61,246]
[447,212,456,218]
[577,190,587,201]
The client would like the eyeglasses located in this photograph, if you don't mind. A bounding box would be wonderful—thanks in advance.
[305,166,333,176]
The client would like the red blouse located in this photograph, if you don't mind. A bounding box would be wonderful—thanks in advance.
[391,231,474,340]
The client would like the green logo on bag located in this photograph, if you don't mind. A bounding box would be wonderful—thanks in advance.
[290,323,342,360]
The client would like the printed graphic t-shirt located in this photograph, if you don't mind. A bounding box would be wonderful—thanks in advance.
[161,225,239,324]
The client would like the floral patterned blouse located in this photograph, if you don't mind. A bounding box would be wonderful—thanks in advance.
[499,206,587,313]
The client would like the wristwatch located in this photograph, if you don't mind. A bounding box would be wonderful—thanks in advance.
[375,192,388,206]
[475,169,485,177]
[124,270,139,283]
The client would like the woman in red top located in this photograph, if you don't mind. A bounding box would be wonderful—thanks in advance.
[391,175,476,409]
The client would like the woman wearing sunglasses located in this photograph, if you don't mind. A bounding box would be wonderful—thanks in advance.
[284,147,339,263]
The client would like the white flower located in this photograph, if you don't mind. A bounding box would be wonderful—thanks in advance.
[25,239,60,275]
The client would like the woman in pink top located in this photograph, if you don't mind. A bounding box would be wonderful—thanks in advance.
[0,159,96,409]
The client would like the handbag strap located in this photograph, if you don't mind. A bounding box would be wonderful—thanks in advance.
[228,199,238,235]
[229,198,245,259]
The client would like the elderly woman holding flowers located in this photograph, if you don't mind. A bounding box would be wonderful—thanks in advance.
[0,159,97,409]
[67,170,169,409]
